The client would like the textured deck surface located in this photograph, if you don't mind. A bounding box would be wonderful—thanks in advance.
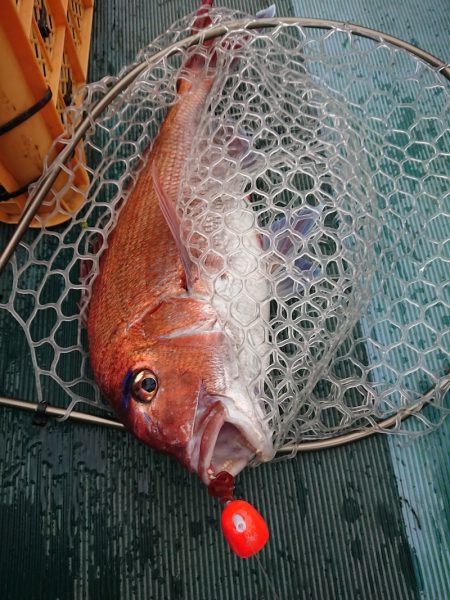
[0,1,448,599]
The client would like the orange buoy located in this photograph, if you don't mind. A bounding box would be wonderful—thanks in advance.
[221,499,269,558]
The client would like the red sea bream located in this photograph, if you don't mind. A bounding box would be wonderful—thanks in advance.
[87,1,276,488]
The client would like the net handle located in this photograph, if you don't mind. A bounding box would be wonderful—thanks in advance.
[0,16,448,274]
[1,373,448,451]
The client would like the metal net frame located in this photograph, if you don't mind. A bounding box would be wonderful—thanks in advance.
[0,8,449,453]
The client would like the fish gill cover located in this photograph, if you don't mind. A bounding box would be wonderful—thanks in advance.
[0,6,449,452]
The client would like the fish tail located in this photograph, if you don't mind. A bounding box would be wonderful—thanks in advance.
[181,0,216,76]
[190,0,214,34]
[179,2,276,85]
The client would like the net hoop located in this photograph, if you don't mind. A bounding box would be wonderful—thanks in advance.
[0,16,448,452]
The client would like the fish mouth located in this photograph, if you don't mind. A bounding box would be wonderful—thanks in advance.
[190,401,259,486]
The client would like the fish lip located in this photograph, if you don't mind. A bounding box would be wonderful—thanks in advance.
[192,401,258,486]
[197,402,226,484]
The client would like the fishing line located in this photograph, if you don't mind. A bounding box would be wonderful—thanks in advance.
[252,552,281,600]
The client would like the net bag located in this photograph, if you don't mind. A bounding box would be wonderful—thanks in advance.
[1,7,449,452]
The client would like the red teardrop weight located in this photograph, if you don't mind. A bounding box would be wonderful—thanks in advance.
[221,500,269,558]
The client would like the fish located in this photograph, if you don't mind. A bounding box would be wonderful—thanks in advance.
[87,0,278,488]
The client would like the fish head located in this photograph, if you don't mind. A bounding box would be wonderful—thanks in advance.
[98,298,275,486]
[117,359,203,451]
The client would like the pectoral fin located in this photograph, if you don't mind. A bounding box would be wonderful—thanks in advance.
[211,120,264,170]
[262,204,324,297]
[256,4,276,18]
[152,162,198,290]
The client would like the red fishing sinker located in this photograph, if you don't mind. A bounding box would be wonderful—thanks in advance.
[221,499,269,558]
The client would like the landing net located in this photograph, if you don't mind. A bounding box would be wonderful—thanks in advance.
[1,8,448,450]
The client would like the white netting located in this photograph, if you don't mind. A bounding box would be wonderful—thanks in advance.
[0,9,449,451]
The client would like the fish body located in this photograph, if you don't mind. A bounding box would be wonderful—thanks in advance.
[87,2,276,485]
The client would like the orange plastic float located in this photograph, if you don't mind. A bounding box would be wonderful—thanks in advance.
[221,500,270,558]
[209,471,269,558]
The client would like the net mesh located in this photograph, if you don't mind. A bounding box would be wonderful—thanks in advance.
[1,8,449,451]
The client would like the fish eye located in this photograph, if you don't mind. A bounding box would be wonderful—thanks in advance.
[131,369,158,403]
